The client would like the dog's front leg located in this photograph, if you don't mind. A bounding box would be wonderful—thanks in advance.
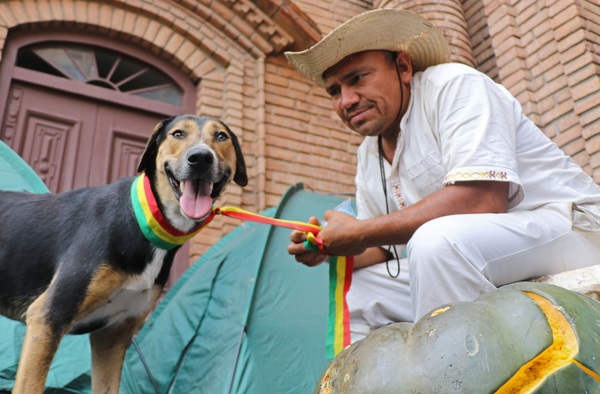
[90,286,162,394]
[13,293,64,394]
[89,308,156,393]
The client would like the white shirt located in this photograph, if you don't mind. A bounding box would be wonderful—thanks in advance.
[355,63,600,234]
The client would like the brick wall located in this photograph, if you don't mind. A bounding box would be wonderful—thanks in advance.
[463,0,600,179]
[262,55,363,206]
[0,0,598,263]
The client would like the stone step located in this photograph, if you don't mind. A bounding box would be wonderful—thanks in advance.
[531,265,600,301]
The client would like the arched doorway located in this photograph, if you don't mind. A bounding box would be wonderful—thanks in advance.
[0,30,197,289]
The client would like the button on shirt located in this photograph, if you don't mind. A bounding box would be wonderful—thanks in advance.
[355,63,600,240]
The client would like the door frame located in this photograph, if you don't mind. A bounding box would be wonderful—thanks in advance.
[0,30,196,128]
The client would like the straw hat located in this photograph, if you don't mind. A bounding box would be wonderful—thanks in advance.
[284,8,451,87]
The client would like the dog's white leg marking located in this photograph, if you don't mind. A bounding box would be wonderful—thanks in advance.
[89,286,163,394]
[13,292,62,394]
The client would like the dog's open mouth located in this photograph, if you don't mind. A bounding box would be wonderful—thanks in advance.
[167,168,228,220]
[168,172,212,219]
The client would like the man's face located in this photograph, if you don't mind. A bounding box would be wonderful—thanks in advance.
[323,50,404,138]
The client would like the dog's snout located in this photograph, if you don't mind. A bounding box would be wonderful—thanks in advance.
[187,148,214,168]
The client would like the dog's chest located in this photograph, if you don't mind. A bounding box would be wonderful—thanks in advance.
[124,248,168,292]
[72,249,168,332]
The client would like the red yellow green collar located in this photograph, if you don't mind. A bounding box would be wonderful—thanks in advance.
[130,174,212,250]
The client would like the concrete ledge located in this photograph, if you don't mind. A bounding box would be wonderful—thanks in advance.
[531,265,600,301]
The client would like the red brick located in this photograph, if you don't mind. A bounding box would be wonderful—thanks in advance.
[581,107,600,130]
[8,1,28,24]
[0,4,18,27]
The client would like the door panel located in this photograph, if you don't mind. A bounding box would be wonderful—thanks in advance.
[20,112,81,192]
[92,104,163,186]
[1,83,166,191]
[2,83,97,192]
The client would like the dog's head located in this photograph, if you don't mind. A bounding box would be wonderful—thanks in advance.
[138,115,248,225]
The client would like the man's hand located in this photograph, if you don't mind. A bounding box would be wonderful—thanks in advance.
[287,213,394,269]
[318,210,367,257]
[287,217,329,267]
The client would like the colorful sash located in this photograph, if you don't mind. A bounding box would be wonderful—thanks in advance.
[326,255,353,358]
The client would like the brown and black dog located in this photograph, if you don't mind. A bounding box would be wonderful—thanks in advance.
[0,115,247,393]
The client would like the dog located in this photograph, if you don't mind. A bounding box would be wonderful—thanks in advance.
[0,115,248,393]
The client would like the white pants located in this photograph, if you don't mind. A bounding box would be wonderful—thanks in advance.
[348,207,600,343]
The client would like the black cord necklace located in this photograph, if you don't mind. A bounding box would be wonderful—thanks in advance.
[378,135,402,278]
[377,58,405,278]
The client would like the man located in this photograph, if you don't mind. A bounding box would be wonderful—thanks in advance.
[285,8,600,342]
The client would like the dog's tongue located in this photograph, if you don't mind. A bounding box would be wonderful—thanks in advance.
[180,179,213,219]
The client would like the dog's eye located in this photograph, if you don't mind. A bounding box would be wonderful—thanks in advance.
[172,130,186,139]
[215,131,229,142]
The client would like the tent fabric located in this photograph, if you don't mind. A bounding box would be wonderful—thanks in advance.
[0,139,50,193]
[122,184,344,394]
[0,140,92,393]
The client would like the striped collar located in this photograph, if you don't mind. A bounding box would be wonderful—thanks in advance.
[130,174,214,250]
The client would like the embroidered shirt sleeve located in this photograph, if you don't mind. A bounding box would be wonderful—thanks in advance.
[444,166,515,183]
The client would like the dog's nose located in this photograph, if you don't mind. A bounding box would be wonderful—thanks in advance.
[187,148,214,168]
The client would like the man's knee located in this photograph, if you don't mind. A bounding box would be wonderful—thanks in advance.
[408,217,458,263]
[407,215,486,274]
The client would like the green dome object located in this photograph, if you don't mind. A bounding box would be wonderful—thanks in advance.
[316,282,600,394]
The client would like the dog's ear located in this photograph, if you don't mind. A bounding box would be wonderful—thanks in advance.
[228,128,248,187]
[137,117,176,173]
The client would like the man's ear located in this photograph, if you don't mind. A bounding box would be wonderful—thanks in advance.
[395,51,413,84]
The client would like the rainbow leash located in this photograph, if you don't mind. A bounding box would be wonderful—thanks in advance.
[214,206,353,358]
[213,206,321,234]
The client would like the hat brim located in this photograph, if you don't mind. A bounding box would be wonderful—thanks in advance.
[285,8,450,87]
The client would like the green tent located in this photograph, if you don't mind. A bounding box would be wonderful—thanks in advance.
[0,139,50,193]
[1,140,341,393]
